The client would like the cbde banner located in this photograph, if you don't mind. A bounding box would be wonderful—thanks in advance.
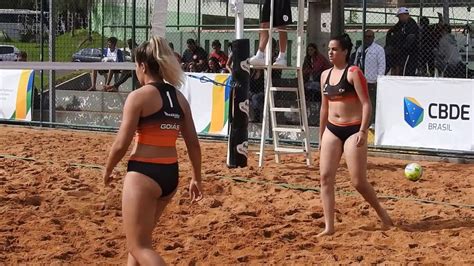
[181,73,232,136]
[0,69,34,121]
[375,76,474,151]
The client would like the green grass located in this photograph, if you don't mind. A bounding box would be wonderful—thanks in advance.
[3,29,110,62]
[1,29,125,90]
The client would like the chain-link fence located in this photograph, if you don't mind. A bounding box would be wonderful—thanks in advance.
[1,0,472,129]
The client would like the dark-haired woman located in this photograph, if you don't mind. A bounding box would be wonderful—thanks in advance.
[103,36,203,264]
[318,34,393,236]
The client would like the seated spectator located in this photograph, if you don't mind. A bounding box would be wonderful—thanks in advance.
[435,24,465,78]
[169,42,182,63]
[182,39,208,72]
[88,36,124,91]
[17,51,27,62]
[206,57,223,73]
[103,39,139,92]
[302,43,331,101]
[209,40,228,69]
[418,16,437,76]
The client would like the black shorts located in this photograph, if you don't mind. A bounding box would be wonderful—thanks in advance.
[261,0,292,27]
[127,160,179,197]
[326,122,361,143]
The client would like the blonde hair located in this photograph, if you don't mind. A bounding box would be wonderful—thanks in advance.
[135,36,184,87]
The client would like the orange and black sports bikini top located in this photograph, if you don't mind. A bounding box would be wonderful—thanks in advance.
[323,66,357,101]
[135,82,184,147]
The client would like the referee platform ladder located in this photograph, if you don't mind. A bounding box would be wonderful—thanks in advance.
[246,0,310,168]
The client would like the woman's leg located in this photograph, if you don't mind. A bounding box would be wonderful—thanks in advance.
[318,129,343,236]
[122,172,168,265]
[344,135,394,226]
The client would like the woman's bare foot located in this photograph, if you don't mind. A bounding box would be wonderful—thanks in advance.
[317,228,335,237]
[379,209,394,227]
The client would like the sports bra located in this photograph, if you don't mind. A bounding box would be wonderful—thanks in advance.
[135,82,184,148]
[323,65,357,101]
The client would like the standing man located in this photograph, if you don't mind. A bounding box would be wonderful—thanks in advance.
[355,30,385,126]
[248,0,292,66]
[386,7,418,76]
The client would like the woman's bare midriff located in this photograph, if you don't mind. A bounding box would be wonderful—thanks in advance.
[327,98,363,125]
[130,142,178,159]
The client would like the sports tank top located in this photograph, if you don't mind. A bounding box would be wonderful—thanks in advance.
[135,82,184,148]
[323,66,357,101]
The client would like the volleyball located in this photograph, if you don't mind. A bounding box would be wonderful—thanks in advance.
[404,163,422,181]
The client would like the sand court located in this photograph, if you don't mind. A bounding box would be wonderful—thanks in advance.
[0,125,473,264]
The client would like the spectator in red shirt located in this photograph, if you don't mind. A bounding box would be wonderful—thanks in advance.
[209,40,228,69]
[303,43,332,101]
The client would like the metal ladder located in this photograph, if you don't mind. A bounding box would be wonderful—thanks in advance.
[255,0,311,167]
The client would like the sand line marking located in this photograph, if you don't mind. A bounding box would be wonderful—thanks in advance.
[1,153,473,209]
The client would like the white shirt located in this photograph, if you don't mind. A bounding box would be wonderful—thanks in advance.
[437,33,462,66]
[102,48,118,62]
[354,42,386,84]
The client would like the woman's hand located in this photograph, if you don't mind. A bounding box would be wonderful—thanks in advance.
[189,179,203,203]
[103,168,113,186]
[355,130,367,147]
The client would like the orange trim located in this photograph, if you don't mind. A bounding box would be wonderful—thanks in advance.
[328,120,361,126]
[328,94,358,102]
[136,134,177,147]
[129,156,178,164]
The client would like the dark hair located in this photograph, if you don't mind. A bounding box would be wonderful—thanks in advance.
[186,38,196,45]
[107,37,118,46]
[306,43,318,54]
[211,40,221,48]
[330,33,353,63]
[168,42,174,49]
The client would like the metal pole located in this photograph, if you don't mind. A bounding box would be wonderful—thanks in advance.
[101,0,105,52]
[39,0,44,124]
[197,0,201,43]
[419,0,423,19]
[145,0,149,40]
[235,0,244,39]
[443,0,450,25]
[124,0,127,45]
[48,0,56,124]
[132,0,137,91]
[361,0,367,71]
[177,0,180,31]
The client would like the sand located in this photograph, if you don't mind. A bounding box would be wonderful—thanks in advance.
[0,125,473,264]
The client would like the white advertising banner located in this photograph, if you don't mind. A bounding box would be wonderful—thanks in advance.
[0,69,34,121]
[181,73,232,136]
[375,76,474,151]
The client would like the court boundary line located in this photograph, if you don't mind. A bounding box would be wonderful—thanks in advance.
[1,153,473,210]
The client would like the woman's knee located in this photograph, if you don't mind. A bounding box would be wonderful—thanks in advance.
[351,177,369,192]
[320,172,335,187]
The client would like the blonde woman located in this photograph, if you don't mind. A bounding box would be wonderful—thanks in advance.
[103,36,203,265]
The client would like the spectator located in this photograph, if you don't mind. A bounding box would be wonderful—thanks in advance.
[354,30,386,126]
[209,40,228,69]
[206,57,223,73]
[418,17,437,76]
[386,7,418,76]
[103,39,139,92]
[350,40,362,65]
[303,43,331,101]
[169,42,182,63]
[17,51,27,62]
[225,43,233,74]
[435,24,465,78]
[181,39,208,72]
[88,36,124,91]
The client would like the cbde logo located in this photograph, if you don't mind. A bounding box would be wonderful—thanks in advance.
[404,97,424,128]
[403,97,470,131]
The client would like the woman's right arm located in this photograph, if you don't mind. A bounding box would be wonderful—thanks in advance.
[177,91,203,202]
[319,70,329,145]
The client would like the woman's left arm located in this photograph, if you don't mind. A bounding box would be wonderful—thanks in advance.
[103,91,141,185]
[348,66,371,146]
